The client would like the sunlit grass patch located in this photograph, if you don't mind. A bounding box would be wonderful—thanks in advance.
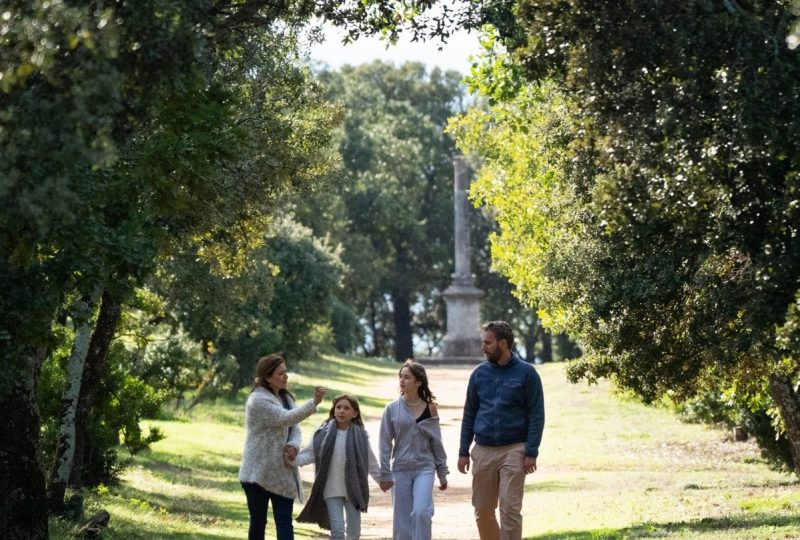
[740,492,800,512]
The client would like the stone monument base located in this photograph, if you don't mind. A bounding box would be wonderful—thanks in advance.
[442,335,482,358]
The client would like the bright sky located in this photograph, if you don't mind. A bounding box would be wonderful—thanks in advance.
[307,23,484,75]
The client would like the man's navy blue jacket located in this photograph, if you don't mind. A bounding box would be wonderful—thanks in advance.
[459,353,545,458]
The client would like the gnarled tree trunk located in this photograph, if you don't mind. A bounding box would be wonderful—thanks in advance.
[70,291,122,487]
[767,374,800,475]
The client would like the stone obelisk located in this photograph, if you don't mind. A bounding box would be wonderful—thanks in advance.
[440,156,483,361]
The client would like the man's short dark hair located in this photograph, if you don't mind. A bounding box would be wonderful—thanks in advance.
[482,321,515,349]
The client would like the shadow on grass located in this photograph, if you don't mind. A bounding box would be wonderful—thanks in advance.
[53,524,242,540]
[139,449,241,477]
[527,512,800,539]
[111,481,249,521]
[47,487,250,540]
[740,478,800,489]
[103,487,325,539]
[133,456,241,492]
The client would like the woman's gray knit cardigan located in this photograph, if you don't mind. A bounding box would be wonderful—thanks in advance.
[238,387,318,501]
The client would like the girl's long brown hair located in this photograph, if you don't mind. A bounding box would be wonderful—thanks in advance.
[399,359,436,404]
[326,394,364,427]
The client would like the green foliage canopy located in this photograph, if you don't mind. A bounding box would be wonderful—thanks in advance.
[1,0,341,371]
[158,215,344,387]
[1,1,341,535]
[452,2,800,468]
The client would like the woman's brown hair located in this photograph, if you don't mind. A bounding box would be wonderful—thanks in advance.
[253,354,294,399]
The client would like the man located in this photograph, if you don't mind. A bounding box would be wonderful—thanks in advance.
[458,321,545,540]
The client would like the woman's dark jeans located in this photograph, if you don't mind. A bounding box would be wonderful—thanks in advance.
[241,482,294,539]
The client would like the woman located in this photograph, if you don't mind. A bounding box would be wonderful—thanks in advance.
[379,359,448,540]
[238,354,326,540]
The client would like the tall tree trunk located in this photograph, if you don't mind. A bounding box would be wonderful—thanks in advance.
[524,326,538,363]
[367,300,382,357]
[70,291,122,487]
[0,345,50,540]
[187,346,223,412]
[539,327,553,363]
[392,291,414,362]
[767,374,800,474]
[47,295,97,513]
[0,261,64,539]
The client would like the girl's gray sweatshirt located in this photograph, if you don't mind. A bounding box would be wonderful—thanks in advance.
[378,399,449,485]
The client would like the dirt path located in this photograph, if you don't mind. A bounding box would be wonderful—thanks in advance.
[357,365,479,539]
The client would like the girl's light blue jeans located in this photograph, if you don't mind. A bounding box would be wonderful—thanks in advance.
[391,468,435,540]
[325,496,361,539]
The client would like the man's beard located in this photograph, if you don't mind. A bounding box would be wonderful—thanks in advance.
[486,350,500,364]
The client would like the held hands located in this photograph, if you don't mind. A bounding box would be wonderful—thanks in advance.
[284,444,298,462]
[457,456,470,474]
[313,386,327,405]
[378,480,394,492]
[438,481,448,491]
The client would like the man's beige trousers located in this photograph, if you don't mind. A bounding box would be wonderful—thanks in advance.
[470,442,526,540]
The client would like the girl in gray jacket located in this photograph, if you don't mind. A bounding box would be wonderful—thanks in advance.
[379,360,449,540]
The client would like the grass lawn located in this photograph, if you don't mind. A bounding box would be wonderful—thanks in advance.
[48,355,800,539]
[527,367,800,539]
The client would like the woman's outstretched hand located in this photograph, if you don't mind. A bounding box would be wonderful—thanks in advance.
[313,386,327,405]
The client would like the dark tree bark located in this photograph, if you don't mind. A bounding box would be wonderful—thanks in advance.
[70,291,122,487]
[0,346,49,540]
[524,327,538,363]
[392,291,414,362]
[367,300,384,357]
[539,327,553,363]
[767,374,800,475]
